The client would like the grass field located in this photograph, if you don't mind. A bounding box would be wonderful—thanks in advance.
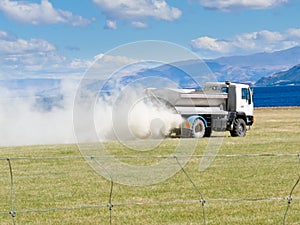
[1,107,300,224]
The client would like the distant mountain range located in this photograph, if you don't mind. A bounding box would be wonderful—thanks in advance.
[135,46,300,86]
[205,46,300,85]
[1,46,300,96]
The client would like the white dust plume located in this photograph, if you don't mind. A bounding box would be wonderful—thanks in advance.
[0,80,182,146]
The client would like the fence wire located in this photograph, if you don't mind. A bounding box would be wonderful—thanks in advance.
[0,153,299,224]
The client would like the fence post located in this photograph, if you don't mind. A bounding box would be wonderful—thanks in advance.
[91,157,114,225]
[7,158,16,225]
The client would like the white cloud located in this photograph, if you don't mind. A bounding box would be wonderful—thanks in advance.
[0,0,92,26]
[0,30,90,78]
[93,0,181,28]
[0,31,59,64]
[196,0,288,11]
[69,58,93,70]
[105,20,117,30]
[191,29,300,57]
[131,21,148,28]
[287,28,300,39]
[0,37,55,55]
[0,30,145,79]
[90,53,141,76]
[0,30,10,39]
[191,36,231,53]
[93,53,137,64]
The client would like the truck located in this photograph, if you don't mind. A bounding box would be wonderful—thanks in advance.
[146,81,254,138]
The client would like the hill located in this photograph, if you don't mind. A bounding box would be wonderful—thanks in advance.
[212,46,300,67]
[205,46,300,83]
[255,64,300,86]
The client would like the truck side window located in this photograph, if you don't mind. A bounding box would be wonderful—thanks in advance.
[242,88,248,100]
[242,88,252,104]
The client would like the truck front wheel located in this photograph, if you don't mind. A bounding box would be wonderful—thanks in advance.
[192,119,206,138]
[230,118,246,137]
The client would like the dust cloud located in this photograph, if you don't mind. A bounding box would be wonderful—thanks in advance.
[0,80,182,147]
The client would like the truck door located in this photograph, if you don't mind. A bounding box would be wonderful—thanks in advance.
[236,87,253,116]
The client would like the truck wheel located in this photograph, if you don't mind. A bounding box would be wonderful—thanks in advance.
[192,119,205,138]
[230,118,246,137]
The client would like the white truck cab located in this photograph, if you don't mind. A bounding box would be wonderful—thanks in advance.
[226,82,254,126]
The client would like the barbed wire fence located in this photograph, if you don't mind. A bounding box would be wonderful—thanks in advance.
[0,153,300,224]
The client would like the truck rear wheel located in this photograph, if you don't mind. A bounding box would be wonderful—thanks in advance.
[192,119,205,138]
[230,118,246,137]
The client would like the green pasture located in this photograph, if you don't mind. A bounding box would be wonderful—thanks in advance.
[0,107,300,224]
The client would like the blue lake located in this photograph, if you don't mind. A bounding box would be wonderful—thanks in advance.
[253,86,300,107]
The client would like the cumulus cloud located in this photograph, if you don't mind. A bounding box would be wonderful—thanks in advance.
[0,29,147,80]
[105,20,117,29]
[93,0,181,29]
[131,21,148,28]
[287,28,300,39]
[0,35,55,55]
[191,28,300,57]
[0,30,91,79]
[93,53,138,64]
[191,36,231,53]
[0,0,93,26]
[196,0,288,11]
[0,30,58,72]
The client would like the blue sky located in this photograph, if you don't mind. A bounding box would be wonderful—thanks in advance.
[1,0,300,79]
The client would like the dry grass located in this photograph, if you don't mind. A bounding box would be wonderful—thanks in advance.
[0,107,300,224]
